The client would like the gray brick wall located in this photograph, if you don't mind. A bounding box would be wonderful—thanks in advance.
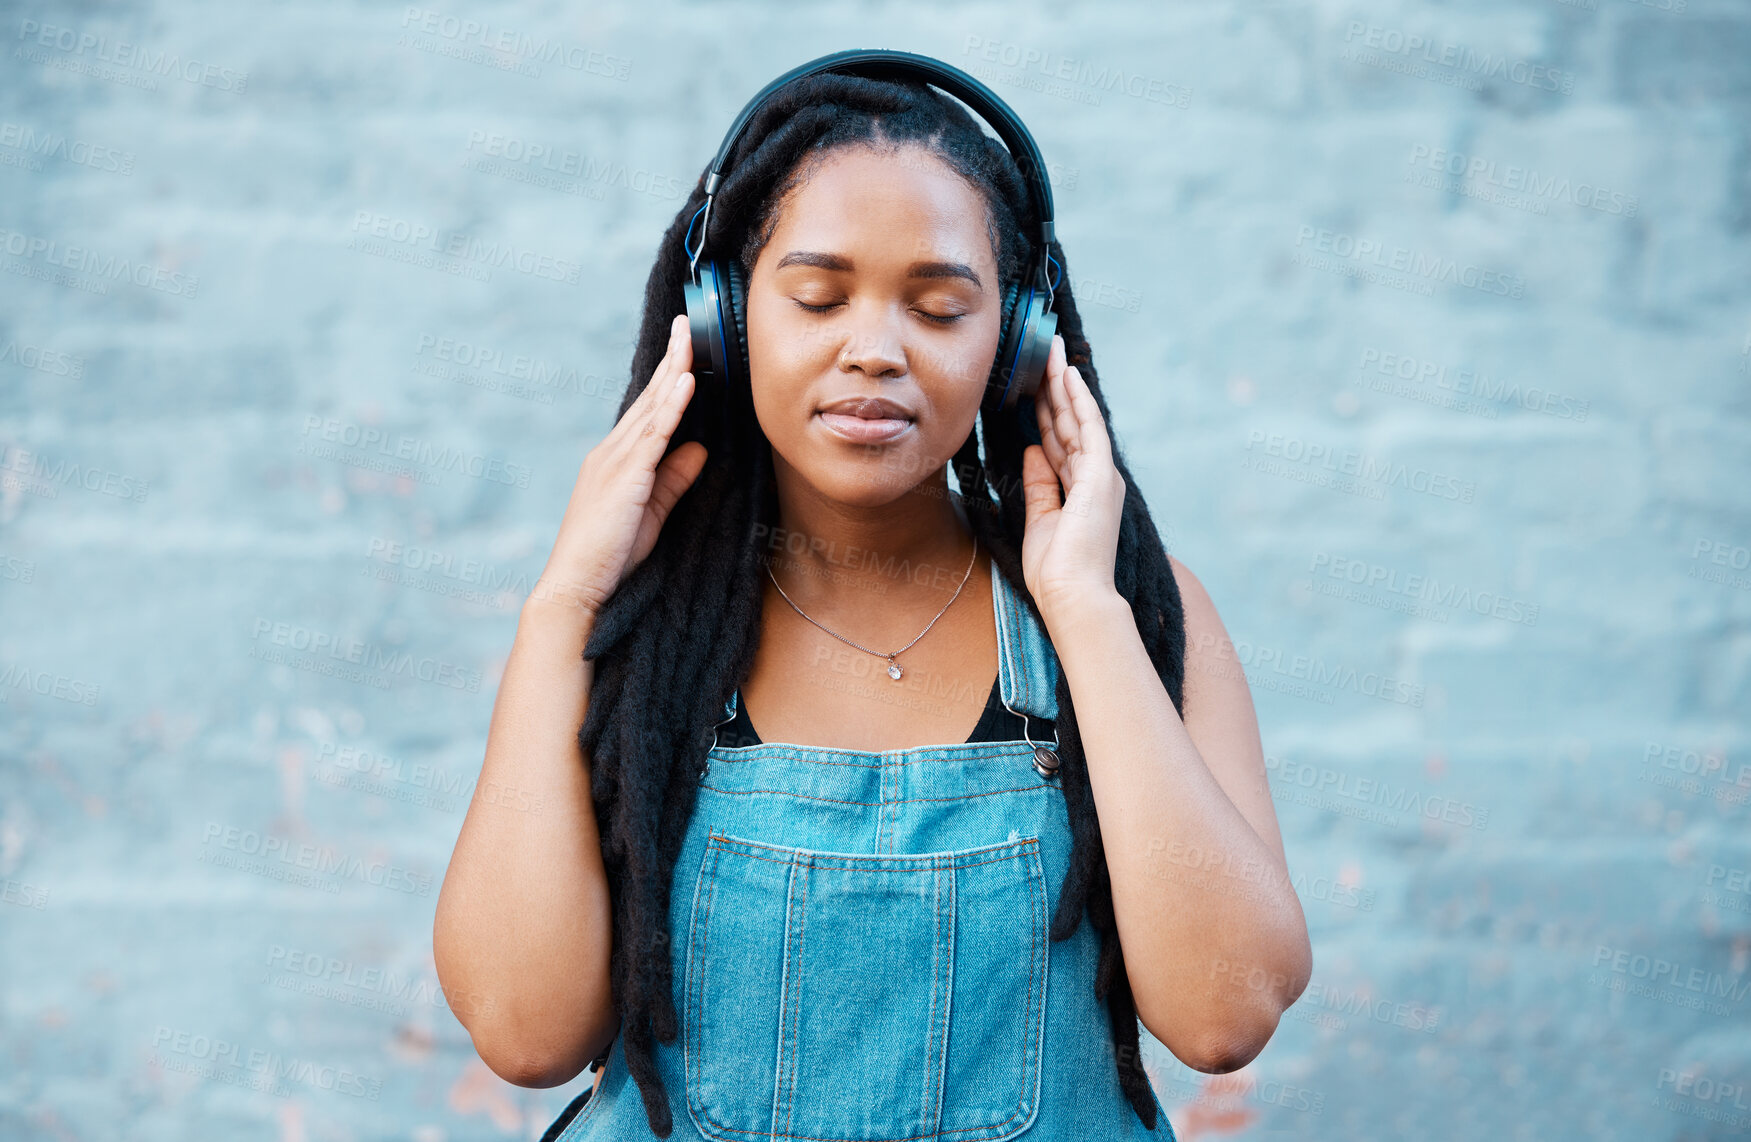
[2,1,1747,1139]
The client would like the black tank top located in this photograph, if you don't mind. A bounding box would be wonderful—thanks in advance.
[720,673,1043,749]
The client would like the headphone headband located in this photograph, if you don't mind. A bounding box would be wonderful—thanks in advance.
[698,49,1056,287]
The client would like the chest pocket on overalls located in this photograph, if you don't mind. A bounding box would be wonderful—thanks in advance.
[683,831,1049,1142]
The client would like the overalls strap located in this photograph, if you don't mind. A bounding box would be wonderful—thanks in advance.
[991,559,1061,723]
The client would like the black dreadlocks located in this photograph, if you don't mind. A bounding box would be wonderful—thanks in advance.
[577,71,1187,1136]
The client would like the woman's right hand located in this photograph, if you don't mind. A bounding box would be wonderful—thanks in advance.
[536,313,707,618]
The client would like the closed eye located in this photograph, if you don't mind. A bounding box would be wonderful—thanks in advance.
[791,298,965,325]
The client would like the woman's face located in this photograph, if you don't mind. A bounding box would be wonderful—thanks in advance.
[743,143,1005,508]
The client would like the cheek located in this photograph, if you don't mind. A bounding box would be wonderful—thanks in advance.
[744,306,796,437]
[927,316,1004,416]
[746,296,833,402]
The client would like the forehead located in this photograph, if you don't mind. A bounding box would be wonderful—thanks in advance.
[761,144,998,273]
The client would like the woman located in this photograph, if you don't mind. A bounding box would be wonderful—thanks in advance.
[434,63,1311,1141]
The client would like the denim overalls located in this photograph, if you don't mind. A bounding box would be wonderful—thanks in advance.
[552,561,1178,1141]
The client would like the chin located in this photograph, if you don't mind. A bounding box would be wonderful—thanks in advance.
[807,463,919,507]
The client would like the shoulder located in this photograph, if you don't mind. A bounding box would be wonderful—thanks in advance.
[1165,553,1222,653]
[1162,553,1250,716]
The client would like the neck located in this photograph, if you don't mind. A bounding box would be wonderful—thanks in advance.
[763,460,979,611]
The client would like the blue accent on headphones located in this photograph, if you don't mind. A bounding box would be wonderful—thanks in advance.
[680,49,1061,431]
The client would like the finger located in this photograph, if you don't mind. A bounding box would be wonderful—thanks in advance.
[1062,363,1113,469]
[1035,378,1068,474]
[632,366,697,455]
[1044,332,1067,391]
[1034,334,1070,468]
[647,440,709,522]
[613,315,690,439]
[1045,352,1083,463]
[1020,443,1062,531]
[662,312,695,392]
[628,439,707,566]
[648,313,692,399]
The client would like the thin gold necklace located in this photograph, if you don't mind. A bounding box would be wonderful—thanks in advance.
[765,536,978,682]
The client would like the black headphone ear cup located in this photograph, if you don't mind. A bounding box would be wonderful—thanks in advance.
[723,259,749,383]
[1014,299,1058,406]
[988,279,1059,414]
[983,279,1023,412]
[682,270,716,390]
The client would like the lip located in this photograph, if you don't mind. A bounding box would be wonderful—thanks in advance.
[817,411,914,443]
[815,395,916,445]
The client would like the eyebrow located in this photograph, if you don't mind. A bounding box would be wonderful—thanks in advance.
[773,250,984,289]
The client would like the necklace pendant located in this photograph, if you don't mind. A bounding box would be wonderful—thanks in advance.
[887,659,903,681]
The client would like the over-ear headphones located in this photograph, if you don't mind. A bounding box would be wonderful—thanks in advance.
[680,48,1061,428]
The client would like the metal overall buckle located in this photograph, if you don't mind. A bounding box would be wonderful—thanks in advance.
[999,691,1060,780]
[1025,716,1061,780]
[702,696,739,777]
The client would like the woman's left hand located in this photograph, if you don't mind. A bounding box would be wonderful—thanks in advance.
[1019,333,1127,621]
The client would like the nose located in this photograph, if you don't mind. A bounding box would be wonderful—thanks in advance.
[835,310,907,379]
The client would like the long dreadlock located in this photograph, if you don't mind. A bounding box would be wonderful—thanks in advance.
[577,71,1188,1136]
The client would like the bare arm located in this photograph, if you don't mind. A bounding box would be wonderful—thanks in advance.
[1044,559,1311,1074]
[1018,334,1311,1074]
[432,590,618,1087]
[433,314,708,1088]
